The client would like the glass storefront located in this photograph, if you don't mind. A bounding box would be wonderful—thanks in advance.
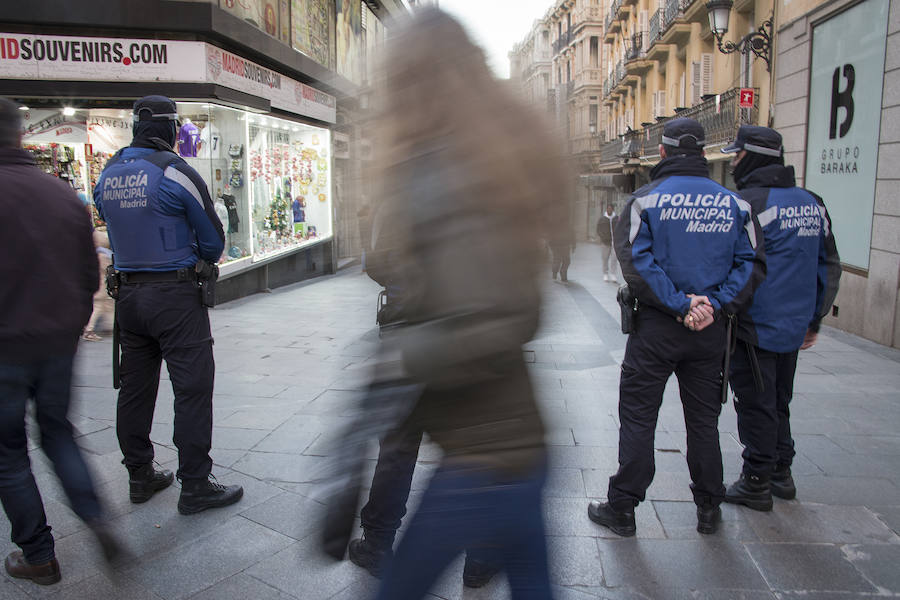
[20,100,332,277]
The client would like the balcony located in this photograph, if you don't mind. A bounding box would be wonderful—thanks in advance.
[649,9,661,44]
[575,5,603,26]
[595,88,759,166]
[552,30,573,55]
[575,67,605,91]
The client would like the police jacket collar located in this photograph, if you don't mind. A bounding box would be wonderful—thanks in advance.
[0,147,36,166]
[649,154,709,180]
[737,163,796,190]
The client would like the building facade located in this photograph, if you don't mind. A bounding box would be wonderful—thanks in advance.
[774,0,900,347]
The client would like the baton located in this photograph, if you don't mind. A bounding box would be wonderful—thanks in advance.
[721,314,735,404]
[112,303,121,390]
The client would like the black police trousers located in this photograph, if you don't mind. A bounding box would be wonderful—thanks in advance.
[729,343,798,479]
[608,307,727,510]
[115,280,214,481]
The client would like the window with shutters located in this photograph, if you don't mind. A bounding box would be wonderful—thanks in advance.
[701,53,713,96]
[691,60,701,105]
[590,37,599,67]
[651,92,658,121]
[679,72,686,107]
[639,11,649,51]
[654,90,667,118]
[589,104,598,129]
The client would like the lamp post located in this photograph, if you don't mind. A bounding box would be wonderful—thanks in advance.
[705,0,772,72]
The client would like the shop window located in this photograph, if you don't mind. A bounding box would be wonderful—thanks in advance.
[245,114,332,262]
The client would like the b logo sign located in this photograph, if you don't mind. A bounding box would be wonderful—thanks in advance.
[829,64,855,139]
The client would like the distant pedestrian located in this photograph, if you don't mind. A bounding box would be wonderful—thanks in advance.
[720,126,840,511]
[95,96,242,514]
[596,203,619,282]
[549,222,575,283]
[588,118,765,537]
[0,98,121,586]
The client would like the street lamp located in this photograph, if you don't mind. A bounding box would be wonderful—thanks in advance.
[705,0,772,72]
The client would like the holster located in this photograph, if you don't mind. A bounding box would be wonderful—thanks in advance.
[105,264,120,300]
[195,260,219,308]
[616,284,639,334]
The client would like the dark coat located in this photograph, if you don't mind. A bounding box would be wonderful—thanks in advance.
[0,148,98,361]
[596,212,617,245]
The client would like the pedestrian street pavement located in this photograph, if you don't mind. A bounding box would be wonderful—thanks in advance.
[2,242,899,599]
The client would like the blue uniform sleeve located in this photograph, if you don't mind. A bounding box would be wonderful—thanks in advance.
[614,194,692,317]
[708,201,766,315]
[158,162,225,262]
[811,196,841,331]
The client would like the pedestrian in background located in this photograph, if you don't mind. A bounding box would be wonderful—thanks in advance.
[596,203,619,282]
[363,8,569,598]
[96,95,242,514]
[588,118,765,537]
[82,229,114,342]
[0,97,121,586]
[720,126,840,511]
[549,221,575,283]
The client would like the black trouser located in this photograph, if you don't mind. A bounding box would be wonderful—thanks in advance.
[115,280,214,481]
[608,307,726,510]
[729,343,798,479]
[549,243,571,281]
[360,424,423,547]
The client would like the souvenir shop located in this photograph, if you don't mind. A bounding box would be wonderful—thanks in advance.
[2,32,338,299]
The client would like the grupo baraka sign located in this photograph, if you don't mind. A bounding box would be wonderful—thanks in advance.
[0,33,336,123]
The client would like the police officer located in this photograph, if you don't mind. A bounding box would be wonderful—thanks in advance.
[95,96,242,514]
[720,126,840,511]
[587,118,765,536]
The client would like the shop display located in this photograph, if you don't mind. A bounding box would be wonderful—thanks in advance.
[18,101,330,275]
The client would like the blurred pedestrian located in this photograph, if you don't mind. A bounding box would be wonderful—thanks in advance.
[588,118,765,536]
[596,203,619,282]
[362,9,568,598]
[0,97,121,586]
[95,96,242,514]
[720,126,840,510]
[82,229,114,342]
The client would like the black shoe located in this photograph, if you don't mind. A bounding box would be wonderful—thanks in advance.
[348,535,393,578]
[696,505,721,535]
[463,556,501,588]
[587,501,636,537]
[177,475,243,515]
[128,464,174,504]
[725,473,773,511]
[4,551,61,586]
[770,466,796,500]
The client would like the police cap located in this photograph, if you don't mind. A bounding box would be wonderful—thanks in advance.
[133,95,178,123]
[661,117,705,151]
[722,125,783,157]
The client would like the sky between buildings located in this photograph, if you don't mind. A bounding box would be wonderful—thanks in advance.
[439,0,554,79]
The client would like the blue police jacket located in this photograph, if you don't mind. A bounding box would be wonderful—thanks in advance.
[734,164,841,352]
[614,154,766,318]
[95,147,224,272]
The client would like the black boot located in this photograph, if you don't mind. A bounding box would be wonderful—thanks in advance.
[725,473,773,511]
[128,464,174,504]
[463,556,501,588]
[696,505,721,535]
[770,466,796,500]
[348,533,393,578]
[177,476,243,515]
[587,501,636,537]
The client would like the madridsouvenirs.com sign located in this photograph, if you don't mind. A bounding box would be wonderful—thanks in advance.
[804,0,889,269]
[0,32,336,124]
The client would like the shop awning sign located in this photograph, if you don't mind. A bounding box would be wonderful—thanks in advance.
[0,32,336,123]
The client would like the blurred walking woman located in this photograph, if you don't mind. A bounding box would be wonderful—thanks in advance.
[367,8,569,599]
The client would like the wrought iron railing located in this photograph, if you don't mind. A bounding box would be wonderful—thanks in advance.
[649,9,662,44]
[595,88,758,163]
[625,32,645,61]
[664,0,681,29]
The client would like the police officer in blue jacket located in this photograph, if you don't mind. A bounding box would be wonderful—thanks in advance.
[721,126,840,511]
[95,96,242,514]
[588,118,765,536]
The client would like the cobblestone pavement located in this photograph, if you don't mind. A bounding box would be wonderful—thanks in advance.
[3,243,899,599]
